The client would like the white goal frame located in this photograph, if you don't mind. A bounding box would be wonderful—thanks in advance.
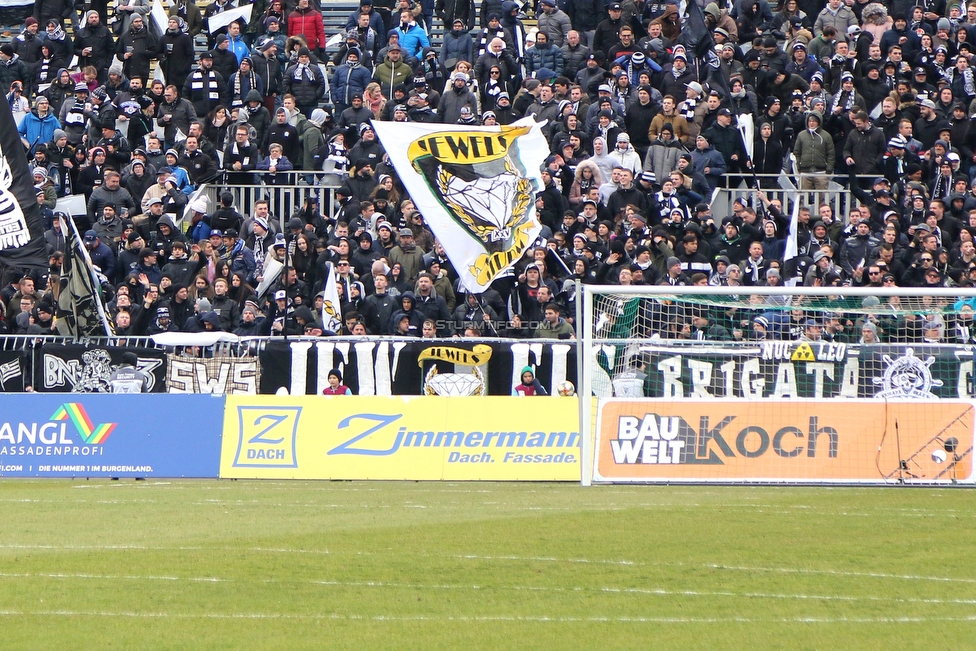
[579,284,976,487]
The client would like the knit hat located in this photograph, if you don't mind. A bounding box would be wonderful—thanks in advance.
[196,298,212,312]
[666,256,681,269]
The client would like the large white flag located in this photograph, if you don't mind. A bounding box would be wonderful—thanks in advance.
[784,195,800,287]
[372,117,549,293]
[207,4,253,32]
[321,262,343,333]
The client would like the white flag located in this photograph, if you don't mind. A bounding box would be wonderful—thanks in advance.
[150,0,169,36]
[784,195,800,287]
[737,113,754,162]
[207,5,253,32]
[372,117,549,293]
[321,263,342,333]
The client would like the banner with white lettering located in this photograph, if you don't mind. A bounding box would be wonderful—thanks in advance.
[166,355,260,394]
[35,344,167,393]
[606,342,974,399]
[259,340,578,397]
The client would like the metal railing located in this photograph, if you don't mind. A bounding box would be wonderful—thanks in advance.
[200,175,341,226]
[711,172,880,229]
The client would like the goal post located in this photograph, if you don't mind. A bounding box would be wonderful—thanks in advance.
[578,284,976,486]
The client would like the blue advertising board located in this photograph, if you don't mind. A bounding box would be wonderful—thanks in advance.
[0,395,224,478]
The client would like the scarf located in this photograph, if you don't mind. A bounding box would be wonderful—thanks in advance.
[46,23,65,41]
[831,89,855,113]
[933,172,950,199]
[233,69,257,103]
[679,97,696,121]
[230,139,251,155]
[293,63,313,81]
[952,67,976,96]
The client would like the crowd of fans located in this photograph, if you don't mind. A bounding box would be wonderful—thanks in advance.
[2,0,976,343]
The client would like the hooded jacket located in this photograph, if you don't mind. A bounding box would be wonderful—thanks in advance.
[793,110,834,172]
[389,291,425,335]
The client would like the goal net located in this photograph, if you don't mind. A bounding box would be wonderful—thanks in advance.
[578,285,976,486]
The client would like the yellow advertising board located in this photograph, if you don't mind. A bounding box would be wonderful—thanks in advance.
[594,399,975,484]
[220,396,580,480]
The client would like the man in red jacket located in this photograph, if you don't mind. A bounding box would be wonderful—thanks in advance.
[288,0,325,55]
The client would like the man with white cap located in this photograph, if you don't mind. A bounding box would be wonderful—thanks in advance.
[438,70,478,123]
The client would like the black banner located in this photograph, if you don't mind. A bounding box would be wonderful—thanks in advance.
[35,344,168,393]
[259,340,578,396]
[616,342,975,399]
[0,86,48,270]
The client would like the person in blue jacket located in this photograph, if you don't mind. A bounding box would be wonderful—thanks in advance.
[18,96,59,154]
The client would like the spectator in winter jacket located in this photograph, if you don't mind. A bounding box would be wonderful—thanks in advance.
[18,96,58,153]
[438,71,478,124]
[691,133,726,193]
[330,47,370,114]
[440,19,474,70]
[0,44,30,95]
[524,30,563,75]
[842,111,886,176]
[536,0,572,46]
[301,109,327,171]
[73,11,114,81]
[793,110,834,189]
[182,52,225,117]
[223,123,259,183]
[394,10,431,59]
[288,0,326,53]
[115,15,157,81]
[159,16,195,90]
[226,58,265,108]
[372,45,413,98]
[813,0,857,37]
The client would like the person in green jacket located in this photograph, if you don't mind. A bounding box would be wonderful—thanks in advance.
[301,108,326,171]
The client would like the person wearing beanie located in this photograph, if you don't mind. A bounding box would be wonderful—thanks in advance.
[181,53,222,119]
[108,351,153,393]
[17,95,57,156]
[515,365,549,396]
[323,368,352,395]
[283,48,326,116]
[327,44,368,114]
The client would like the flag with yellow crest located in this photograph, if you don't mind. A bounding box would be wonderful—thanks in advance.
[371,118,549,293]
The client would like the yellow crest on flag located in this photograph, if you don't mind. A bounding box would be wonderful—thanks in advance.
[406,125,538,287]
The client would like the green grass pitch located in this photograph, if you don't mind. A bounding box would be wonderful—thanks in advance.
[0,480,974,649]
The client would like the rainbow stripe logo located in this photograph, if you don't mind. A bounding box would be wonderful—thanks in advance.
[50,403,117,445]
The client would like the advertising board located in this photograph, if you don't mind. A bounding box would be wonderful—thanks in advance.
[220,396,580,480]
[594,399,975,484]
[0,395,224,477]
